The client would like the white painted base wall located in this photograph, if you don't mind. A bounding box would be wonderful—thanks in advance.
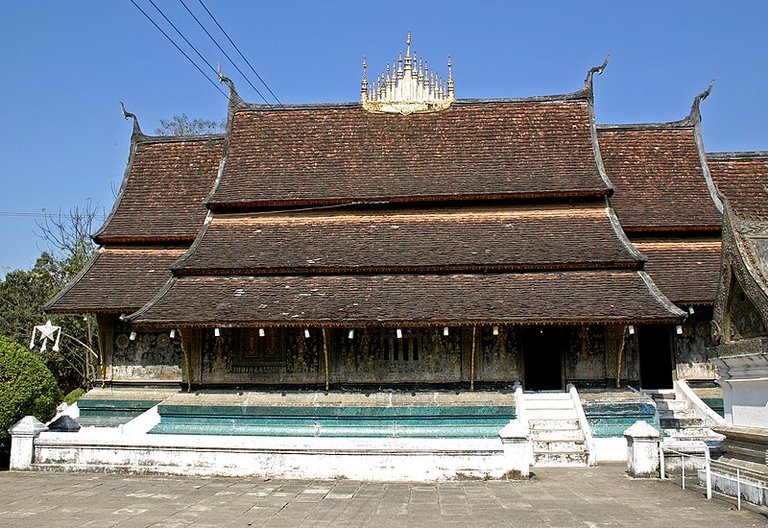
[592,438,627,462]
[31,430,525,481]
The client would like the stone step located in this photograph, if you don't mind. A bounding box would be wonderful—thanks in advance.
[529,429,585,441]
[529,419,580,430]
[525,399,574,410]
[655,401,689,412]
[526,409,578,420]
[524,392,571,400]
[532,440,586,452]
[533,451,589,467]
[661,417,704,429]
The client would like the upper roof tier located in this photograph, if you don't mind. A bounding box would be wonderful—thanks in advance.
[206,98,611,209]
[708,152,768,217]
[174,202,642,275]
[94,136,224,244]
[597,124,722,233]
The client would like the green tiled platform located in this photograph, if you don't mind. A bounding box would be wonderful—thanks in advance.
[77,399,161,427]
[150,404,517,438]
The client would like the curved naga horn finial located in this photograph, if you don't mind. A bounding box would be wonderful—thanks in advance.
[689,79,715,122]
[120,101,143,137]
[582,55,609,93]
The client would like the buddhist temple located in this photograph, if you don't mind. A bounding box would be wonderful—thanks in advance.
[28,34,768,478]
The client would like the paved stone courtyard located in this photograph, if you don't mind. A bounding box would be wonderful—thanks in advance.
[0,464,766,528]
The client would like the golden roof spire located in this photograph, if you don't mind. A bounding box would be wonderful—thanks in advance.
[361,33,455,115]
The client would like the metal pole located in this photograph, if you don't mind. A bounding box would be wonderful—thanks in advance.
[659,444,665,480]
[737,468,741,511]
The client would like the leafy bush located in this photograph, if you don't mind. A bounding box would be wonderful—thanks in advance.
[64,388,86,406]
[0,335,62,447]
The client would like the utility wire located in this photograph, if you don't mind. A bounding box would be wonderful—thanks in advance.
[178,0,274,108]
[196,0,283,106]
[0,211,107,219]
[145,0,219,78]
[128,0,228,100]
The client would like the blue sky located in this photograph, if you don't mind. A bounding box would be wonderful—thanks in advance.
[1,1,766,275]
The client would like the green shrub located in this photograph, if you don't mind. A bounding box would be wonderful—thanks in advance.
[64,388,86,406]
[0,335,62,444]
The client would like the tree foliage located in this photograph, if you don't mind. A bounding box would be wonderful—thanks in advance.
[154,113,225,136]
[0,203,101,393]
[0,335,62,450]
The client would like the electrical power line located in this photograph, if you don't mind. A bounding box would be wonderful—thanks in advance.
[145,0,219,78]
[178,0,275,107]
[0,211,107,219]
[196,0,283,106]
[128,0,228,100]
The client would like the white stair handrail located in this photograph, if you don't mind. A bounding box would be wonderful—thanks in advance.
[567,383,596,466]
[513,382,530,435]
[675,380,726,426]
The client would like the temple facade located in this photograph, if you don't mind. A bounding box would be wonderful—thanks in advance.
[48,38,737,394]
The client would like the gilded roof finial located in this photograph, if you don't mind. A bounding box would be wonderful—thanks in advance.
[361,33,454,115]
[361,57,368,101]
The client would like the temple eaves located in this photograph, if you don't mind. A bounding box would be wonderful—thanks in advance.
[361,32,454,115]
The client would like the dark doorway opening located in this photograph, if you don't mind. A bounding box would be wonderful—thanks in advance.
[523,326,563,391]
[638,325,674,389]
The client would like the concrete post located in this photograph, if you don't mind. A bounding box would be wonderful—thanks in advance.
[9,416,48,470]
[624,420,661,478]
[498,419,531,479]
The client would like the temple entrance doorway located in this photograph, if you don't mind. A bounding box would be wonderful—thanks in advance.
[522,326,563,391]
[638,325,674,389]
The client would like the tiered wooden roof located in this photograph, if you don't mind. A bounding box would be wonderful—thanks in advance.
[598,124,721,233]
[709,153,768,326]
[50,70,692,326]
[708,152,768,217]
[596,104,723,306]
[128,83,683,327]
[47,131,224,314]
[207,99,612,209]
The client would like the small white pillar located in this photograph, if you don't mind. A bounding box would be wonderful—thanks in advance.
[624,420,661,478]
[9,416,48,470]
[498,420,531,479]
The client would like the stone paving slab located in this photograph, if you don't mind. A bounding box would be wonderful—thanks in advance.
[0,464,766,527]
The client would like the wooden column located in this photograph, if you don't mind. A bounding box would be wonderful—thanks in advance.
[322,328,330,391]
[178,328,194,393]
[470,325,477,392]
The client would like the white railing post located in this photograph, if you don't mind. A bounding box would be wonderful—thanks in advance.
[705,447,712,500]
[737,468,741,511]
[681,454,686,489]
[659,443,666,480]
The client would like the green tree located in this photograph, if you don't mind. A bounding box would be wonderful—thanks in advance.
[0,335,62,464]
[0,203,101,393]
[154,113,225,136]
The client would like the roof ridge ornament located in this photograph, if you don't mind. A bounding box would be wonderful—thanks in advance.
[361,32,455,115]
[688,79,715,123]
[120,102,144,139]
[582,56,609,93]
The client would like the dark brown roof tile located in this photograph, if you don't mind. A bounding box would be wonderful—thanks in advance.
[209,101,609,208]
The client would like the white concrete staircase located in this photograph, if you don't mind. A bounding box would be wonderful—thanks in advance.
[525,392,590,467]
[646,389,723,446]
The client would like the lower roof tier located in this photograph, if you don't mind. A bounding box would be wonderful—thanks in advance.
[128,270,684,327]
[46,247,187,314]
[632,238,722,306]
